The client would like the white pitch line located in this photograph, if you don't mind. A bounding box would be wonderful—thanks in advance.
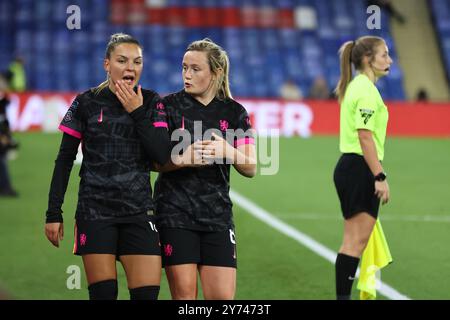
[274,212,450,223]
[230,189,411,300]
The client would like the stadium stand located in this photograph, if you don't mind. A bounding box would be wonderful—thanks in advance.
[0,0,408,99]
[430,0,450,85]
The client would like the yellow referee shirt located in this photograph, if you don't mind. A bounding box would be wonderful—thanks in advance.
[339,74,389,161]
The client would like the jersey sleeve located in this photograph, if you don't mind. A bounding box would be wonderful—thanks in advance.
[46,133,80,223]
[58,95,85,139]
[234,105,255,148]
[354,92,378,132]
[129,93,171,165]
[150,96,169,129]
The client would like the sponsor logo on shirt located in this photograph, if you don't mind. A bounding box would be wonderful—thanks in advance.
[64,100,79,122]
[359,108,374,125]
[64,110,73,122]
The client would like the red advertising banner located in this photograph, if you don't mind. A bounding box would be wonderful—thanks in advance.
[4,93,450,138]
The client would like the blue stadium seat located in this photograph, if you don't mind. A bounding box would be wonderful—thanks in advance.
[386,78,405,101]
[261,28,279,50]
[278,29,300,49]
[92,0,110,21]
[275,0,294,8]
[0,0,14,23]
[15,30,33,52]
[2,0,407,97]
[219,0,238,7]
[203,0,219,7]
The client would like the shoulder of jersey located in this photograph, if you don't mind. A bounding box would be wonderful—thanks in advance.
[347,77,368,94]
[141,88,159,99]
[226,98,246,113]
[161,91,182,104]
[74,89,95,106]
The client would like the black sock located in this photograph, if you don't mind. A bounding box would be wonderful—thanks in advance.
[129,285,160,300]
[335,253,360,300]
[88,279,118,300]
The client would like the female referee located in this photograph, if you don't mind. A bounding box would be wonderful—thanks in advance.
[44,33,170,300]
[333,36,392,300]
[153,38,256,300]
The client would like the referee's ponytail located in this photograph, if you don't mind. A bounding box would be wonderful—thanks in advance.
[93,33,142,95]
[335,41,354,103]
[334,36,385,103]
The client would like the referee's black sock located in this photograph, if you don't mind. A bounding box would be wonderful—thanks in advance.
[335,253,360,300]
[129,285,160,300]
[88,279,118,300]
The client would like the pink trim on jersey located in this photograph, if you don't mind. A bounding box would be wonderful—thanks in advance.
[59,124,82,139]
[235,137,255,147]
[181,116,184,130]
[73,223,78,254]
[153,122,168,128]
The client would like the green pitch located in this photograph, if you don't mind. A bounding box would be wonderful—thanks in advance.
[0,133,449,299]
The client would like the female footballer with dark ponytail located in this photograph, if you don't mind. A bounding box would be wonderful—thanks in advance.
[333,36,392,300]
[45,33,170,300]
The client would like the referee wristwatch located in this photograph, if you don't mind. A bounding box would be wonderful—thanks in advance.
[374,172,387,182]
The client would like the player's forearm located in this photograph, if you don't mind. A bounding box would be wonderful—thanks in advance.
[358,130,384,176]
[152,159,183,172]
[46,134,79,223]
[138,126,171,165]
[130,106,171,165]
[232,148,257,178]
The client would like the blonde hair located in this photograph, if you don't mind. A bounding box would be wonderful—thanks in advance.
[334,36,385,103]
[186,38,232,100]
[93,33,142,95]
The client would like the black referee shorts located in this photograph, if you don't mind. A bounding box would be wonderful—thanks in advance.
[333,153,380,220]
[159,228,237,268]
[73,216,161,258]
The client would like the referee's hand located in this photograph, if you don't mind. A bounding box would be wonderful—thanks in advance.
[45,223,64,248]
[375,180,390,205]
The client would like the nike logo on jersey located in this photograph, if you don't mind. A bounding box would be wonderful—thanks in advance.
[98,108,103,123]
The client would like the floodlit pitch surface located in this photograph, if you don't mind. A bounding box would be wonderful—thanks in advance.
[1,133,449,299]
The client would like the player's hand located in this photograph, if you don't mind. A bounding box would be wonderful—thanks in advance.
[114,80,143,113]
[201,132,234,163]
[375,180,390,205]
[45,222,64,248]
[173,141,209,167]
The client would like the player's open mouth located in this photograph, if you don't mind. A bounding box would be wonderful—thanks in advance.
[384,68,390,72]
[185,82,192,88]
[123,75,135,85]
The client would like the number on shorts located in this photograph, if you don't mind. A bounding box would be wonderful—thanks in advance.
[229,229,236,244]
[149,221,158,232]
